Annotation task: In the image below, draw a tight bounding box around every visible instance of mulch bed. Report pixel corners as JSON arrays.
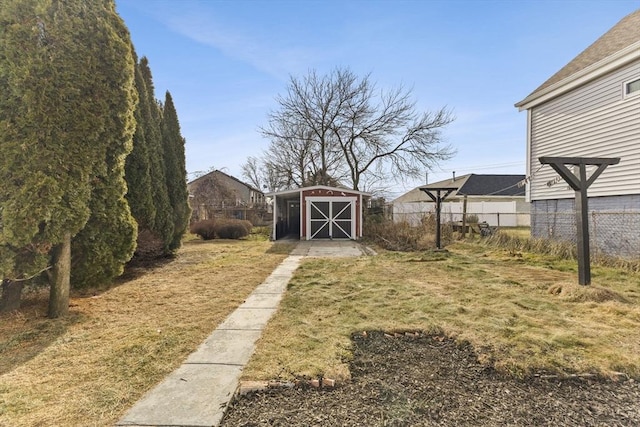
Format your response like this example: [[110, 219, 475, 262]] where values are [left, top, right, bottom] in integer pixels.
[[221, 331, 640, 426]]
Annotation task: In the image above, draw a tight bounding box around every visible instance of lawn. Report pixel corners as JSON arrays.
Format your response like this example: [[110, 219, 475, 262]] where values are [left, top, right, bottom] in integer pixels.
[[243, 241, 640, 382], [0, 238, 288, 427], [1, 237, 639, 426]]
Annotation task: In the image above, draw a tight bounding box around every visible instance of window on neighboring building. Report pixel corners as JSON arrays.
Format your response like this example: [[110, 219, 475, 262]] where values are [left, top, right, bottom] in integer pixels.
[[625, 77, 640, 97]]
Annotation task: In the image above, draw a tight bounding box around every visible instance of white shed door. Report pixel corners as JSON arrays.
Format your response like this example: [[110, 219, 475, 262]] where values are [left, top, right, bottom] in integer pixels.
[[307, 197, 356, 240]]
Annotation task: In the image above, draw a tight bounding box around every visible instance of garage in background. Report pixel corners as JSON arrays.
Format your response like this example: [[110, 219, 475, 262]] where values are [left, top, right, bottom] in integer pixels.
[[268, 186, 370, 240]]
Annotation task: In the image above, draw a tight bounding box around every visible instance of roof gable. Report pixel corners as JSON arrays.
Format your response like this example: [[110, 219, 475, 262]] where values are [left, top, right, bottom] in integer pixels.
[[516, 9, 640, 109], [188, 170, 263, 194]]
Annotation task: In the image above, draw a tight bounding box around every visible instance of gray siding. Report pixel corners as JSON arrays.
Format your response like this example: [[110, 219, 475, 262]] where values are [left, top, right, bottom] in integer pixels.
[[529, 59, 640, 201], [531, 195, 640, 259]]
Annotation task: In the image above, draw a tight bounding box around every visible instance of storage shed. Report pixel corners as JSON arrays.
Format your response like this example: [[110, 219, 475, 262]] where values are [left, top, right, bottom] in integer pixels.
[[267, 186, 370, 240]]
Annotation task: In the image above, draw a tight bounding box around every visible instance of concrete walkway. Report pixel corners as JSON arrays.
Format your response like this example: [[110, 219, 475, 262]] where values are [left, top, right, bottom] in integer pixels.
[[117, 240, 369, 427]]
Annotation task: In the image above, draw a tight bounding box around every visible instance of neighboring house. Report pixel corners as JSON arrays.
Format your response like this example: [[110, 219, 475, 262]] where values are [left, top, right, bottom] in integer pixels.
[[393, 174, 530, 227], [267, 185, 370, 240], [187, 170, 266, 223], [515, 9, 640, 258]]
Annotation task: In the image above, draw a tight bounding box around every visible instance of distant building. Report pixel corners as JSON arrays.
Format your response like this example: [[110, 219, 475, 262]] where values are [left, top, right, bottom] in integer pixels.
[[187, 170, 267, 223], [515, 9, 640, 258], [393, 174, 530, 227]]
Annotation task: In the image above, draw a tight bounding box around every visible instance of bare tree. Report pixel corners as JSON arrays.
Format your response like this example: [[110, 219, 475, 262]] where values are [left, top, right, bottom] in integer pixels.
[[251, 67, 455, 192], [242, 156, 282, 193]]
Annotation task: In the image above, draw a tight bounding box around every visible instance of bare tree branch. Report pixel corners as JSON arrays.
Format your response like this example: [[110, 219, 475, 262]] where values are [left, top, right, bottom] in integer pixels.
[[252, 67, 455, 192]]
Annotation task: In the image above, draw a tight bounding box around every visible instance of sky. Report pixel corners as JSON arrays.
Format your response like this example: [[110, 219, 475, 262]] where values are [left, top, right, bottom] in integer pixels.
[[115, 0, 640, 199]]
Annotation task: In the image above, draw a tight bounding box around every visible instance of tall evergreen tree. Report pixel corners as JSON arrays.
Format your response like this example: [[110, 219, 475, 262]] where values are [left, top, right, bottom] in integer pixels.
[[161, 91, 191, 250], [0, 0, 137, 316], [125, 56, 156, 232], [70, 3, 138, 289], [138, 57, 174, 252], [124, 56, 160, 258]]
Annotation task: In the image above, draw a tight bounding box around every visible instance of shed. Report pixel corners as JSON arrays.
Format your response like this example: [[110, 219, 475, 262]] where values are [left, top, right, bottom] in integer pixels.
[[267, 186, 370, 240]]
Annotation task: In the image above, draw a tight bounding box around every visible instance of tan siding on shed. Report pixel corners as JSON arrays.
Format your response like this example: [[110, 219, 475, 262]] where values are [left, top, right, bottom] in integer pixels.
[[529, 60, 640, 201]]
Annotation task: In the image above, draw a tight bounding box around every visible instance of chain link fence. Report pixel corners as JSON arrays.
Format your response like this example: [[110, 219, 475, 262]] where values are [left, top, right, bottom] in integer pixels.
[[392, 206, 639, 261], [190, 204, 271, 226], [531, 211, 640, 260], [392, 210, 530, 228]]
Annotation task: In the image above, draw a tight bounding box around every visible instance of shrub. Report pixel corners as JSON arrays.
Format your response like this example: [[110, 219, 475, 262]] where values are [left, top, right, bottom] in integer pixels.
[[214, 219, 251, 239], [363, 216, 452, 252], [240, 220, 253, 234], [190, 219, 217, 240]]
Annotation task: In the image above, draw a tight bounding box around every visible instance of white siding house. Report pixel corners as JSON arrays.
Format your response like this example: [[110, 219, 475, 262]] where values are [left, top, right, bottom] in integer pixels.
[[393, 174, 530, 227], [515, 9, 640, 259]]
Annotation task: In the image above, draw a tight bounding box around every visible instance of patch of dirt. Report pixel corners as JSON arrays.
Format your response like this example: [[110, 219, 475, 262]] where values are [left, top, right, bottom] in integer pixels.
[[222, 331, 640, 426]]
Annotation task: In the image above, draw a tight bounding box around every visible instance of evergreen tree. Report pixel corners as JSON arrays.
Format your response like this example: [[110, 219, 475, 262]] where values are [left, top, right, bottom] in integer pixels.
[[138, 57, 174, 252], [70, 3, 138, 289], [125, 56, 156, 231], [161, 91, 191, 250], [0, 0, 137, 316]]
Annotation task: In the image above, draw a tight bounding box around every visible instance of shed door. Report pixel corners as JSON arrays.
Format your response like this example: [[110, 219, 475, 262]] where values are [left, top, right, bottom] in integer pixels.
[[307, 198, 356, 240]]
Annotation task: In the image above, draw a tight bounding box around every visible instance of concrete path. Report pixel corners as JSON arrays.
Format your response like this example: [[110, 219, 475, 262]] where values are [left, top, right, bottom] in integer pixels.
[[116, 241, 369, 427]]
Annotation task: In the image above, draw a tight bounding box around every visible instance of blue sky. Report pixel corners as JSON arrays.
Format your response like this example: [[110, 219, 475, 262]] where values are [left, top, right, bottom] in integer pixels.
[[115, 0, 639, 198]]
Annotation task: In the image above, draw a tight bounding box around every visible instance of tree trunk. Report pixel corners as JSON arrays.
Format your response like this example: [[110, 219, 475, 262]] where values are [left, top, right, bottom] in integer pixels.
[[0, 279, 25, 313], [48, 232, 71, 318]]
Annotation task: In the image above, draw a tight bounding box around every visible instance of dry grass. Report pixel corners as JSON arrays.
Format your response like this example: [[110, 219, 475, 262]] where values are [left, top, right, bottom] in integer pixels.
[[3, 235, 639, 426], [0, 238, 287, 427], [243, 241, 640, 382]]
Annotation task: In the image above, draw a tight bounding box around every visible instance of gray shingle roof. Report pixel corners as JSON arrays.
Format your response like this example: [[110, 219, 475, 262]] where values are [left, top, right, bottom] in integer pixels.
[[517, 9, 640, 106], [420, 174, 525, 197], [457, 174, 525, 196]]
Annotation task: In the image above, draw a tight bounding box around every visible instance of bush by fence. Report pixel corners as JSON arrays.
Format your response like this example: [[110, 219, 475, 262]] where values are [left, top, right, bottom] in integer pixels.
[[364, 214, 453, 251], [190, 218, 252, 240]]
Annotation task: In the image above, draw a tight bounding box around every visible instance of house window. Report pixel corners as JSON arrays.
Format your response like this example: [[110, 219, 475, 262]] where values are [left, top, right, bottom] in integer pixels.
[[624, 77, 640, 97]]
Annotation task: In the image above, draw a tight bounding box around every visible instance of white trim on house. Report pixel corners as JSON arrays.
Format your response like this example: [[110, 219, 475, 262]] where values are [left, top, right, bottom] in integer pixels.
[[516, 41, 640, 111], [623, 76, 640, 98], [525, 109, 533, 203]]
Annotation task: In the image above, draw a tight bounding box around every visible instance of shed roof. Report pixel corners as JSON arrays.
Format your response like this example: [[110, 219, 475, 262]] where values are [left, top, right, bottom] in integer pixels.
[[515, 9, 640, 109], [267, 185, 371, 198]]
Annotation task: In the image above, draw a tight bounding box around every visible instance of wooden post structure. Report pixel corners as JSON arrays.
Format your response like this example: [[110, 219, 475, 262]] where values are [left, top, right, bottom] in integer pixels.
[[538, 157, 620, 285], [420, 187, 457, 250]]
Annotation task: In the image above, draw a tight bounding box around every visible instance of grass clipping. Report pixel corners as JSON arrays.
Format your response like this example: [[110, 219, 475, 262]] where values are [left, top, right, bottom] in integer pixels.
[[0, 238, 287, 427]]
